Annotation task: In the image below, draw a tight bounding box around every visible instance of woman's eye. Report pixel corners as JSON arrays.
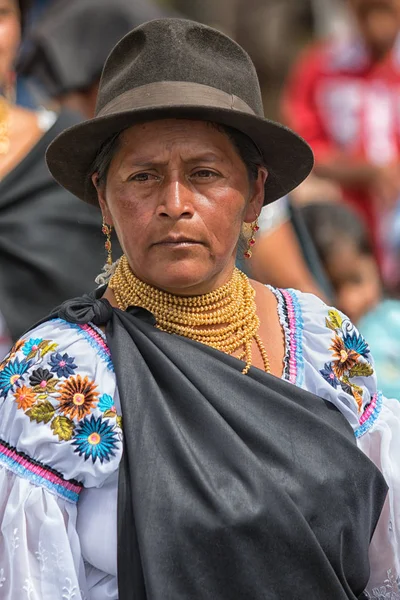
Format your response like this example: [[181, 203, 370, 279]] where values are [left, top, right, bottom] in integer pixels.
[[129, 173, 156, 182], [192, 170, 217, 179]]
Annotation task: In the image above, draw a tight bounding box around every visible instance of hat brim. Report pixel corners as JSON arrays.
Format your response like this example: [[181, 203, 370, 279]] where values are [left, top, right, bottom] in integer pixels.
[[46, 105, 314, 206]]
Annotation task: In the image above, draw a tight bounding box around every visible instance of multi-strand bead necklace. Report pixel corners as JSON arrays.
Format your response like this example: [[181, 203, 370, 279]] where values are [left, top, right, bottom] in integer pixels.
[[109, 255, 270, 374]]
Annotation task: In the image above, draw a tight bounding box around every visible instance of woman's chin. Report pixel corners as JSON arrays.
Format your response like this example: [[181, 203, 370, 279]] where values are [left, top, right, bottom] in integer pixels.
[[142, 262, 216, 295]]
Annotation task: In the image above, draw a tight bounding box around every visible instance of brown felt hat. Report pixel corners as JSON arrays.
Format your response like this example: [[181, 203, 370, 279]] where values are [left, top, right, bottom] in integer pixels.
[[46, 18, 314, 206]]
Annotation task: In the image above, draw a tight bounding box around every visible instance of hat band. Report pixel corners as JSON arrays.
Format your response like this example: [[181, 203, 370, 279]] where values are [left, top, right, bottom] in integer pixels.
[[96, 81, 257, 118]]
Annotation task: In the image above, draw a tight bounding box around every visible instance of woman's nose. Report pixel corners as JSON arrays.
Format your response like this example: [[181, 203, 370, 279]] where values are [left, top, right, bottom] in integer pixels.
[[157, 179, 194, 219]]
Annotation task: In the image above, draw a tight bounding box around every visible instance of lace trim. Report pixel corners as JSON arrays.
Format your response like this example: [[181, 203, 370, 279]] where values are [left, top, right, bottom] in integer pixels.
[[364, 567, 400, 598], [0, 439, 82, 503], [355, 392, 383, 438], [53, 318, 114, 372]]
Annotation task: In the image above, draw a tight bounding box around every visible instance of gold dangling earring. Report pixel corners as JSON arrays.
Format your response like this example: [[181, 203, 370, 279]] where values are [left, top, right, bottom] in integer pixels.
[[243, 218, 260, 259], [102, 219, 113, 266]]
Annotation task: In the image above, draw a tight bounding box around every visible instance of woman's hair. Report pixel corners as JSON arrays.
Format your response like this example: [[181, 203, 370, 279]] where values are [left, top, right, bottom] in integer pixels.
[[91, 121, 265, 189], [300, 201, 373, 265]]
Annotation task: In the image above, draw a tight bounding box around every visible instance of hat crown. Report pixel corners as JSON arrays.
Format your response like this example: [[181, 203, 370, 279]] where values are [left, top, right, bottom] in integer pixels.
[[96, 18, 264, 117]]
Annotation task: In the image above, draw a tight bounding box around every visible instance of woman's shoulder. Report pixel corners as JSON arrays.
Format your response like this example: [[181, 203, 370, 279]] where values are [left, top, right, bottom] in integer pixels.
[[270, 287, 380, 436], [0, 318, 121, 498]]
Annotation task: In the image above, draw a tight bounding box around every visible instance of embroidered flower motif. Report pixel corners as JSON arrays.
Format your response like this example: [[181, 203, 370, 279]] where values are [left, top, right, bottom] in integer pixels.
[[72, 415, 118, 463], [29, 368, 58, 395], [319, 362, 340, 388], [330, 336, 359, 378], [22, 338, 43, 357], [0, 357, 30, 398], [343, 330, 370, 357], [58, 375, 99, 420], [13, 385, 36, 410], [48, 353, 77, 378], [98, 393, 117, 418]]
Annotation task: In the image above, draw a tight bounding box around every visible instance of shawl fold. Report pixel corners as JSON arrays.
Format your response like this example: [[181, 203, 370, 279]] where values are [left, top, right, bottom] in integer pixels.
[[56, 292, 387, 600]]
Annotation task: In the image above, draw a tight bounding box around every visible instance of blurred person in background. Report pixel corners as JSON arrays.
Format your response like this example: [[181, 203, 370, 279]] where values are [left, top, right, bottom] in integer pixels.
[[17, 0, 173, 118], [0, 0, 112, 357], [302, 200, 400, 397], [247, 196, 332, 300], [282, 0, 400, 292]]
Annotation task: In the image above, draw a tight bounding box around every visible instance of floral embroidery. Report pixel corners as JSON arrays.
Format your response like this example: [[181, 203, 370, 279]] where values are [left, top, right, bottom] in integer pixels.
[[72, 415, 119, 463], [98, 393, 117, 419], [58, 375, 99, 420], [320, 362, 340, 388], [48, 352, 77, 378], [0, 324, 121, 453], [29, 368, 58, 397], [322, 309, 374, 411], [365, 568, 400, 599], [330, 335, 359, 377], [22, 338, 43, 357], [13, 386, 36, 410], [0, 357, 31, 398]]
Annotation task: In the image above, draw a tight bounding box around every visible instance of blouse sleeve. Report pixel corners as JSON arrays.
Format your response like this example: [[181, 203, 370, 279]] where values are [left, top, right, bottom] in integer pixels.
[[297, 291, 400, 597], [0, 318, 122, 600]]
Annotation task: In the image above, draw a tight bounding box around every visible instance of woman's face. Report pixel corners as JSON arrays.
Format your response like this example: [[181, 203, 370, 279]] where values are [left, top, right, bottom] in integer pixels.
[[94, 119, 266, 295], [349, 0, 400, 57], [0, 0, 20, 90]]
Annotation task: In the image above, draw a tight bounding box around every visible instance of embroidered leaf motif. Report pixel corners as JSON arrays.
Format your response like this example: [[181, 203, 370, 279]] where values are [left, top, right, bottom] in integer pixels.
[[104, 409, 117, 419], [116, 415, 123, 429], [325, 309, 343, 331], [349, 362, 374, 378], [32, 379, 59, 396], [26, 400, 55, 424], [40, 342, 58, 358], [51, 416, 75, 441]]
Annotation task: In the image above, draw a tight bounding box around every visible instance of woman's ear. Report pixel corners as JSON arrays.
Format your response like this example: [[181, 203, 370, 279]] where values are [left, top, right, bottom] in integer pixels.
[[91, 173, 114, 226], [243, 167, 268, 223]]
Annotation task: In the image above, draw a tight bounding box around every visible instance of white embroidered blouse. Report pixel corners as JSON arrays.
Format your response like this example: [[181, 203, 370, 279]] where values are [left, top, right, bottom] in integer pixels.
[[0, 289, 398, 600]]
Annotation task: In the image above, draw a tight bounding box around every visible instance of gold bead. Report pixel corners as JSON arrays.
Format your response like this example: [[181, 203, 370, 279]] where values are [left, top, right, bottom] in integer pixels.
[[109, 255, 271, 374]]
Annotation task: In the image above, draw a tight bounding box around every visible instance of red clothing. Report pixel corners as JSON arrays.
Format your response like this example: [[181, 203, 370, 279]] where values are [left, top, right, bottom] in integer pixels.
[[282, 36, 400, 263]]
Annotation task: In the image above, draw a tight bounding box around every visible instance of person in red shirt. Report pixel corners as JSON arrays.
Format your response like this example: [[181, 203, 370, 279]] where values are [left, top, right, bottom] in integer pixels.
[[282, 0, 400, 286]]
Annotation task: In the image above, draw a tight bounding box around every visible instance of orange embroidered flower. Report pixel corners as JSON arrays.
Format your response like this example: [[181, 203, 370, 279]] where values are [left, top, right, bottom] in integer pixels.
[[330, 336, 359, 378], [58, 375, 99, 420], [14, 385, 37, 410]]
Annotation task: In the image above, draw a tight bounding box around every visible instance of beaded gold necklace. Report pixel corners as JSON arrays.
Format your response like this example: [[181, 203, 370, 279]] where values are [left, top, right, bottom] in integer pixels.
[[109, 255, 270, 375], [0, 96, 10, 156]]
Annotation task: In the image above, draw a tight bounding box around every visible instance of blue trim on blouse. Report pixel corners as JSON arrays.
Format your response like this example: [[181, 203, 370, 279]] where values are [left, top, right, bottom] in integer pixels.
[[286, 289, 305, 387], [355, 391, 383, 438], [0, 451, 80, 503]]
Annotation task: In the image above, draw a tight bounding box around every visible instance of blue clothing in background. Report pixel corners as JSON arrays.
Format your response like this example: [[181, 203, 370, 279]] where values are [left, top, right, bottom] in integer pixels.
[[359, 299, 400, 399]]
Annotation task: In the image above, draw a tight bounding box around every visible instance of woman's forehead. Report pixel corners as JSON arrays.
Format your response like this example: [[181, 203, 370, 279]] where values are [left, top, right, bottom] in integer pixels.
[[116, 119, 236, 161]]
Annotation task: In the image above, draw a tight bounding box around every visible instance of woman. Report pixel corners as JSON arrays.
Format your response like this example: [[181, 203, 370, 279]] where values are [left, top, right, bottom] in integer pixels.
[[0, 18, 397, 600], [0, 0, 108, 354]]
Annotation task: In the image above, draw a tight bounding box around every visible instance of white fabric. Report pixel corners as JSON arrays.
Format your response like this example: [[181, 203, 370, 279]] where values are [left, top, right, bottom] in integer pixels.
[[0, 292, 399, 599]]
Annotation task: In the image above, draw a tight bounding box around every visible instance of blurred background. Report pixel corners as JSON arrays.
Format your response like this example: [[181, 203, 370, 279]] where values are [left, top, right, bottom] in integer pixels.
[[2, 0, 400, 396]]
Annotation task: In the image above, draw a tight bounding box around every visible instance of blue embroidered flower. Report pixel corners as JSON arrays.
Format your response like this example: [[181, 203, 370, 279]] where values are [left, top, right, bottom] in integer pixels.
[[320, 362, 340, 388], [343, 330, 370, 357], [22, 338, 43, 356], [98, 394, 115, 412], [72, 415, 118, 463], [48, 353, 77, 378], [0, 357, 31, 398]]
